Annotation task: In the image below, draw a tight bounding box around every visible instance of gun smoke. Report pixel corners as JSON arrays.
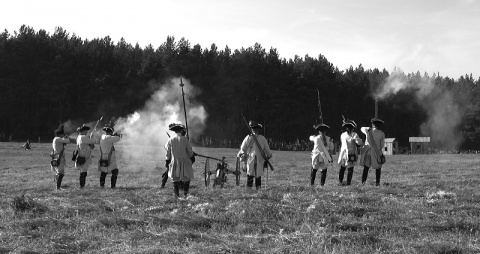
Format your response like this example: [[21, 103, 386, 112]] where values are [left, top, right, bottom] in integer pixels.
[[113, 77, 207, 164], [374, 69, 464, 149]]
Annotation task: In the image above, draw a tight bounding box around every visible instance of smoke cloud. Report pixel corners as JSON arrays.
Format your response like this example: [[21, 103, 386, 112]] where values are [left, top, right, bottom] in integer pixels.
[[113, 77, 207, 164], [374, 69, 464, 149]]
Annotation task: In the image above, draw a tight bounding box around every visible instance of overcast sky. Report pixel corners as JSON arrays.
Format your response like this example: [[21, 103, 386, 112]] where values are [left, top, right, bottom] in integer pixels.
[[2, 0, 479, 79]]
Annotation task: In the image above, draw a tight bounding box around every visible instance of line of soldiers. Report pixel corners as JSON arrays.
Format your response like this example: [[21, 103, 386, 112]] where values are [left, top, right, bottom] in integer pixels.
[[50, 123, 121, 190], [309, 117, 386, 187], [49, 116, 384, 196]]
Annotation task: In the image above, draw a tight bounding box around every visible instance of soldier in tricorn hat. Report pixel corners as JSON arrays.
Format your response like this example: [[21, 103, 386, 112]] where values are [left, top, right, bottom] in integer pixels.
[[338, 118, 363, 185], [98, 122, 122, 188], [75, 124, 98, 188], [51, 123, 73, 190], [237, 121, 272, 190], [309, 123, 334, 186], [359, 118, 386, 186], [164, 123, 196, 198]]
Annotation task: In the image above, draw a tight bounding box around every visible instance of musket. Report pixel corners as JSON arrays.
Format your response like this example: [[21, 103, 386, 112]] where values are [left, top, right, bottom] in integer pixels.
[[241, 115, 274, 171], [179, 79, 189, 140], [166, 132, 171, 138], [90, 116, 103, 138]]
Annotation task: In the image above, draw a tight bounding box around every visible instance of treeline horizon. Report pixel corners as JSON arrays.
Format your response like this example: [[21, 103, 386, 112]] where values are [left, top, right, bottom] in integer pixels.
[[1, 25, 479, 150]]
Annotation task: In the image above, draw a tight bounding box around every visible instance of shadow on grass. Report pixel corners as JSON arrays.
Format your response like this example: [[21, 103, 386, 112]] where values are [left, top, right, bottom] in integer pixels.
[[0, 247, 13, 254]]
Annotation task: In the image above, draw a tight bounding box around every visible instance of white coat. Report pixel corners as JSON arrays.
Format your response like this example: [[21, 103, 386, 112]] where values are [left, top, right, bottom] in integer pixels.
[[359, 127, 385, 169], [75, 134, 97, 173], [165, 133, 195, 181], [309, 134, 334, 170], [338, 131, 363, 167], [51, 137, 70, 174], [238, 134, 272, 178], [98, 134, 121, 173]]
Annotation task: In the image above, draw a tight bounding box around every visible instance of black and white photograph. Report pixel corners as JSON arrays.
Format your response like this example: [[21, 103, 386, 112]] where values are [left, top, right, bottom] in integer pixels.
[[1, 0, 479, 253]]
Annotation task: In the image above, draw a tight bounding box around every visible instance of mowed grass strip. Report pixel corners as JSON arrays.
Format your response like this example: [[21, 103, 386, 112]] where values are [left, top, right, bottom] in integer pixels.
[[1, 142, 480, 253]]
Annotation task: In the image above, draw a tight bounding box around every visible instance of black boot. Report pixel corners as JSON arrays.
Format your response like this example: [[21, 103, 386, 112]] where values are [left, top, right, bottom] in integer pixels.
[[100, 172, 107, 188], [339, 166, 346, 185], [246, 175, 254, 189], [79, 172, 87, 188], [183, 181, 190, 197], [362, 166, 369, 184], [111, 169, 118, 188], [56, 174, 64, 190], [346, 167, 354, 185], [375, 168, 382, 186], [161, 170, 168, 188], [320, 169, 327, 186], [173, 182, 180, 198], [255, 177, 261, 190], [310, 168, 318, 186]]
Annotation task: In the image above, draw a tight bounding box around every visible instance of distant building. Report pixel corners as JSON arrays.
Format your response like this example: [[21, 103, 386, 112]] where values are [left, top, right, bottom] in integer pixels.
[[409, 137, 430, 154], [384, 138, 398, 155]]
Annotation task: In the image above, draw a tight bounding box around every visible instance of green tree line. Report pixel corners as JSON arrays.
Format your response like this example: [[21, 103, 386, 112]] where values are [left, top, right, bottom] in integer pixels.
[[1, 25, 479, 150]]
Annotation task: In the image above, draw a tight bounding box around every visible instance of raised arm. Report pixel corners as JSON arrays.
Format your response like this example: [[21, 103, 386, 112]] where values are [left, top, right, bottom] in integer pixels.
[[352, 132, 363, 146], [361, 127, 370, 135], [58, 137, 71, 144], [103, 135, 121, 144]]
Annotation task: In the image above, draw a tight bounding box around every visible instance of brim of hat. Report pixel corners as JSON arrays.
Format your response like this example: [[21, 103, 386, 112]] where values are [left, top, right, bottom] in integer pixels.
[[342, 123, 355, 128], [314, 124, 330, 130], [371, 118, 384, 124], [78, 126, 90, 131], [102, 127, 114, 132], [249, 124, 262, 129], [169, 126, 185, 131]]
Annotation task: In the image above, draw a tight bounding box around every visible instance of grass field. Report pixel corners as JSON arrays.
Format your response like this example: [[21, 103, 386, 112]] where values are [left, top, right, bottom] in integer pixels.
[[1, 142, 480, 254]]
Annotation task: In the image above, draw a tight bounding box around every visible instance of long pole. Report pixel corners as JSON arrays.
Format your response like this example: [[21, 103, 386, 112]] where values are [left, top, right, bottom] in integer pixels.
[[179, 79, 189, 140], [375, 99, 378, 119], [317, 89, 323, 124]]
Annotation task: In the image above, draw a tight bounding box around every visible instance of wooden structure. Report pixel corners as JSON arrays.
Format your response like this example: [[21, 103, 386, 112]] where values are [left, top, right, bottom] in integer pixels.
[[409, 137, 430, 154], [384, 138, 398, 155]]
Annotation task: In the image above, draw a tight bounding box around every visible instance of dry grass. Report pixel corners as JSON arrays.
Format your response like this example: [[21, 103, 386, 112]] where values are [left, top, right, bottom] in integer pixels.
[[1, 142, 480, 253]]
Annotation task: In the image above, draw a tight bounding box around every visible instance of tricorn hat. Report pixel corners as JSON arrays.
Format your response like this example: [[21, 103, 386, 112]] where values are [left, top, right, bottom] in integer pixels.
[[313, 123, 330, 131], [342, 118, 357, 128], [249, 121, 262, 129], [54, 123, 65, 136], [168, 123, 185, 132], [371, 118, 384, 125], [102, 124, 114, 133], [76, 124, 90, 132], [102, 121, 115, 132]]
